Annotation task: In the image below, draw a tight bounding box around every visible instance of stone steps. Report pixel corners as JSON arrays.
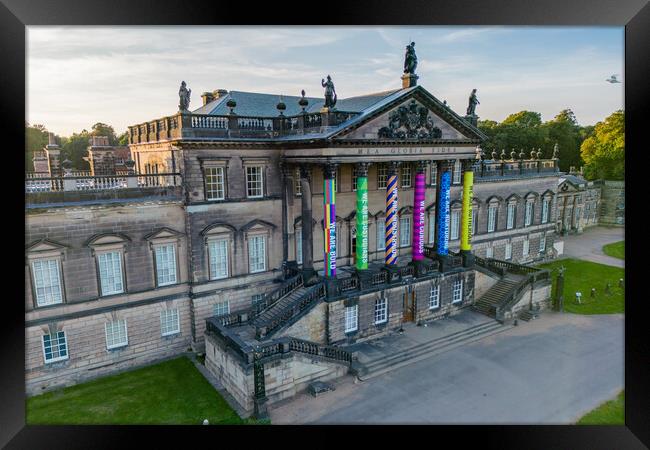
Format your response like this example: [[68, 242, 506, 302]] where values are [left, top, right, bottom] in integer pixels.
[[518, 309, 540, 322], [472, 278, 520, 318], [351, 320, 510, 381], [252, 287, 309, 327]]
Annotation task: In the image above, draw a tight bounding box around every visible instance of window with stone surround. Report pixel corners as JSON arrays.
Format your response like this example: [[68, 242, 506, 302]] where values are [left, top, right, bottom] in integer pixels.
[[31, 259, 63, 307], [296, 228, 303, 264], [352, 170, 358, 191], [345, 304, 358, 333], [539, 233, 546, 253], [525, 199, 535, 227], [97, 251, 124, 296], [160, 308, 180, 336], [430, 163, 437, 186], [401, 165, 412, 188], [505, 242, 512, 260], [487, 204, 498, 233], [213, 300, 230, 317], [154, 244, 177, 287], [429, 284, 440, 309], [374, 296, 387, 324], [377, 164, 388, 189], [204, 166, 225, 201], [208, 239, 229, 280], [541, 197, 550, 224], [399, 216, 411, 247], [248, 235, 267, 273], [506, 202, 516, 230], [252, 294, 263, 306], [450, 209, 461, 241], [523, 237, 530, 257], [246, 166, 264, 198], [42, 331, 68, 363], [376, 219, 385, 251], [452, 278, 463, 304], [428, 212, 436, 244], [452, 160, 462, 185], [27, 239, 67, 308], [486, 246, 494, 258], [105, 319, 128, 350]]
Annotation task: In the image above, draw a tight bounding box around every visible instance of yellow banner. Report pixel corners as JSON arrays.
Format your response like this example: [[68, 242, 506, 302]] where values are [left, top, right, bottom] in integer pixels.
[[460, 171, 473, 251]]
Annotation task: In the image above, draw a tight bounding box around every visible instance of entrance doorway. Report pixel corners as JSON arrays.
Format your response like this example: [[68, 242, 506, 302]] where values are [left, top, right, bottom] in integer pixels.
[[403, 286, 415, 322]]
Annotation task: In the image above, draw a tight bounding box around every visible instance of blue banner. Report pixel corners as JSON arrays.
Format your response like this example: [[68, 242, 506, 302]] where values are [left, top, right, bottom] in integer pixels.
[[436, 171, 451, 256]]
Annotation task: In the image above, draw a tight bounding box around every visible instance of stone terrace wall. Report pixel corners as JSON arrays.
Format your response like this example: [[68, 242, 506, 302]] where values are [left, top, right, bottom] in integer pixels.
[[26, 297, 192, 395]]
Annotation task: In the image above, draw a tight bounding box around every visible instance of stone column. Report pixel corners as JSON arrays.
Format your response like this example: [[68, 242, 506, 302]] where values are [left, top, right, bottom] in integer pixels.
[[280, 162, 290, 264], [411, 161, 427, 262], [460, 159, 475, 267], [435, 160, 453, 271], [355, 162, 370, 271], [323, 163, 338, 278], [299, 165, 315, 281], [385, 162, 400, 266]]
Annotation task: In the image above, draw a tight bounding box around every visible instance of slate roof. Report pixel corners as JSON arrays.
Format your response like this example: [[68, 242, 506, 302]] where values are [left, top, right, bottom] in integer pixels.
[[186, 84, 486, 142], [192, 89, 401, 117]]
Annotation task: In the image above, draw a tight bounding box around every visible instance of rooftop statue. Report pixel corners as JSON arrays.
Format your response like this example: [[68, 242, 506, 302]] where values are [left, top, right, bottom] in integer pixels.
[[321, 75, 337, 109], [466, 89, 480, 116], [404, 42, 418, 74], [179, 81, 192, 112]]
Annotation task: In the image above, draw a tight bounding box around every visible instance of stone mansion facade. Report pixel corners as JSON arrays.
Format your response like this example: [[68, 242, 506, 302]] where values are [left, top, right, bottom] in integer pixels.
[[25, 61, 604, 405]]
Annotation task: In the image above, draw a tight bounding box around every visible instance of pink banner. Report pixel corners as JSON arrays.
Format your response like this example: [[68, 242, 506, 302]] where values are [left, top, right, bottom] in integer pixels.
[[412, 171, 426, 261]]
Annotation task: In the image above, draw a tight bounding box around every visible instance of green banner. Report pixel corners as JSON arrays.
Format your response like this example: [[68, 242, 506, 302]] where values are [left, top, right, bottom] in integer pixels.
[[356, 176, 368, 270]]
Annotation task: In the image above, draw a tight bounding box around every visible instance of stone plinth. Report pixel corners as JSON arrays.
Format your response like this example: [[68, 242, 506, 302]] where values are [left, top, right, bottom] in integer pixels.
[[401, 73, 419, 88]]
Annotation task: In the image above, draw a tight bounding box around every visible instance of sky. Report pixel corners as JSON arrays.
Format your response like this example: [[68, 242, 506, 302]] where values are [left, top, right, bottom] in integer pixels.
[[26, 26, 624, 137]]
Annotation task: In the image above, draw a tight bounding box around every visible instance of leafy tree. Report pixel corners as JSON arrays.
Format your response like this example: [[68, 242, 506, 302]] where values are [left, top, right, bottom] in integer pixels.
[[543, 109, 583, 172], [25, 123, 49, 171], [90, 122, 118, 145], [117, 131, 130, 146], [61, 130, 91, 171], [478, 111, 548, 157], [580, 110, 624, 181]]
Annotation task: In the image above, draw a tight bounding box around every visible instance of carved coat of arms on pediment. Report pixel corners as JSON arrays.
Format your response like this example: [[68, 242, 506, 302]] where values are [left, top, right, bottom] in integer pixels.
[[378, 100, 442, 139]]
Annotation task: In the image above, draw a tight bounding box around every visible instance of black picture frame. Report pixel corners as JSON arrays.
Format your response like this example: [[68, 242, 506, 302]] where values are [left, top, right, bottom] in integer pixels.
[[3, 0, 648, 447]]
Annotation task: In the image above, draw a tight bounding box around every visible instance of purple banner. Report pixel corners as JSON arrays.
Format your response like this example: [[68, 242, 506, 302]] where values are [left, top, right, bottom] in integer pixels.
[[412, 171, 426, 261]]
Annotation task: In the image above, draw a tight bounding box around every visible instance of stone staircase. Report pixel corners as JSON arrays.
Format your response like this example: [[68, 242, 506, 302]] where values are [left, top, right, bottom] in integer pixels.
[[351, 319, 509, 381], [252, 286, 310, 328], [472, 275, 522, 318], [518, 309, 540, 322], [252, 282, 326, 340]]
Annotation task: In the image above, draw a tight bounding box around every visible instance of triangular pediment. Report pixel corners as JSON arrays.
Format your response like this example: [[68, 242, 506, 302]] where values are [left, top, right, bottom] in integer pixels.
[[144, 227, 183, 241], [26, 238, 67, 253], [331, 86, 486, 142]]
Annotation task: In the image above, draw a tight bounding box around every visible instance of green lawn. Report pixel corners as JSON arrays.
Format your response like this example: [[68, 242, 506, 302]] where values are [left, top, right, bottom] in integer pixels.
[[577, 391, 624, 425], [603, 240, 625, 260], [536, 258, 624, 314], [27, 356, 261, 425]]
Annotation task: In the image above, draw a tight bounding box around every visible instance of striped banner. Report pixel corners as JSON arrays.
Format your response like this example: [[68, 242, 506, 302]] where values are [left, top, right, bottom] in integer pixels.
[[323, 177, 337, 277], [412, 171, 426, 261], [385, 174, 399, 265]]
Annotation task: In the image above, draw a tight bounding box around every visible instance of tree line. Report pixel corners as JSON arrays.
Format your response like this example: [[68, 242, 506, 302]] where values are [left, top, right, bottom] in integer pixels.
[[25, 109, 624, 181], [478, 108, 624, 181], [25, 122, 128, 172]]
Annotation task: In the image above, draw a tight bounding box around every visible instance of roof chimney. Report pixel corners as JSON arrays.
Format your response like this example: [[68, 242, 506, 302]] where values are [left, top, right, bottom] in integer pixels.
[[201, 92, 214, 106]]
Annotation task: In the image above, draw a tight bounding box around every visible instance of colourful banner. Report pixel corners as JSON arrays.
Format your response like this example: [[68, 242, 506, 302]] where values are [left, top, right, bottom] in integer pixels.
[[355, 176, 369, 270], [324, 177, 337, 277], [460, 170, 474, 251], [436, 170, 451, 256], [412, 171, 426, 261], [385, 174, 399, 265]]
